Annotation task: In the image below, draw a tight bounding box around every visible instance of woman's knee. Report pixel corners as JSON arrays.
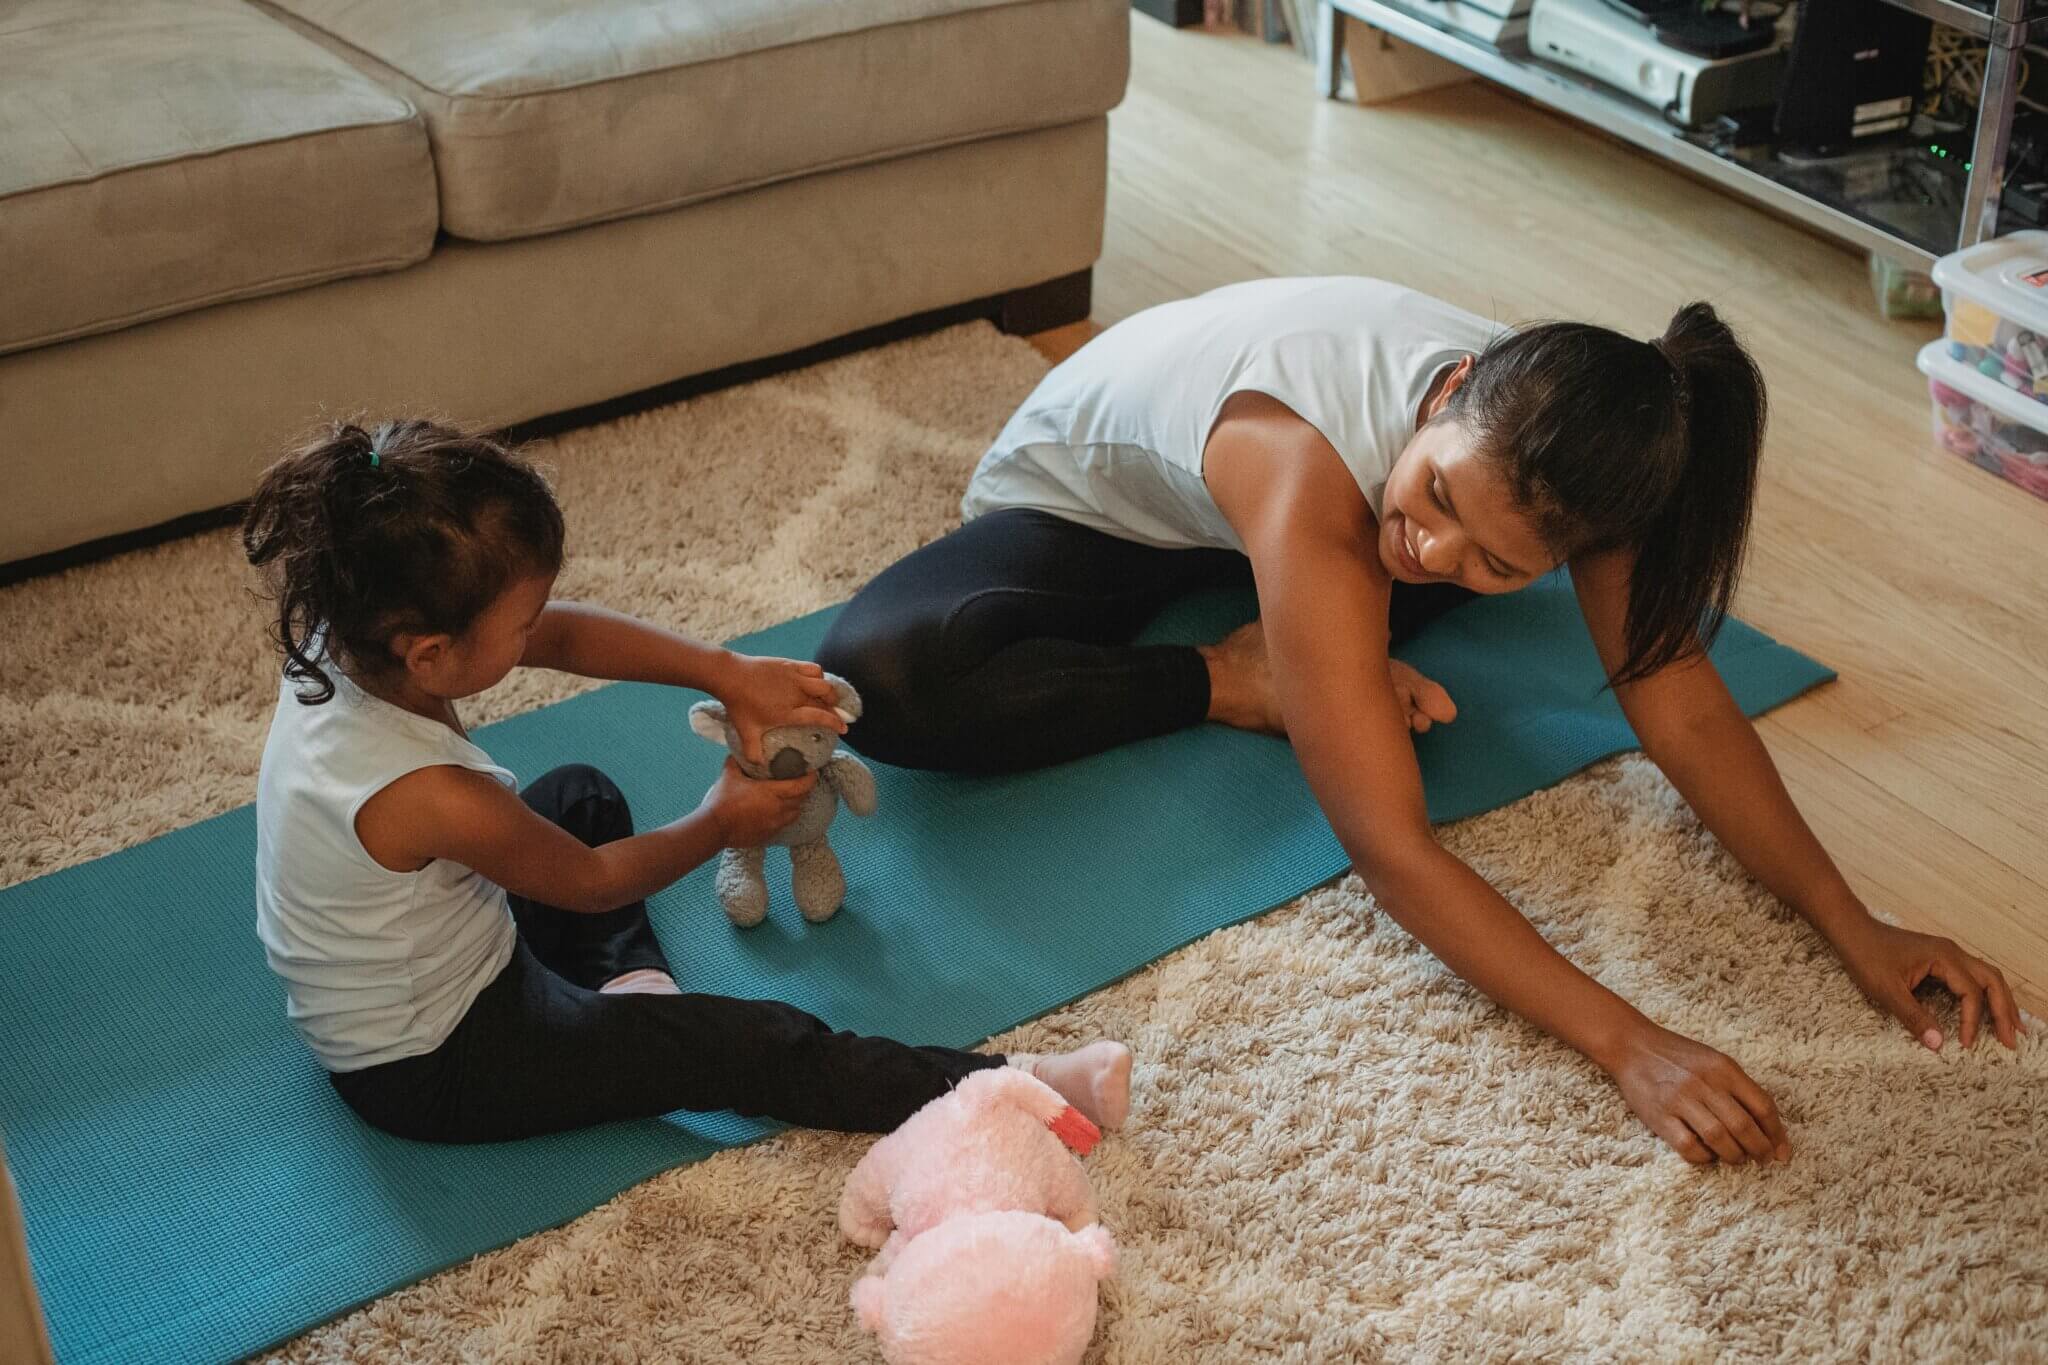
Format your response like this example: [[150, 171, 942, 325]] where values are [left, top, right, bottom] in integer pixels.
[[817, 609, 950, 765]]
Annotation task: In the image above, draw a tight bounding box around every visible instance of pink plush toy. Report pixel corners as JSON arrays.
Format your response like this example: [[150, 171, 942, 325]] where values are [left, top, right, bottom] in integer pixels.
[[852, 1211, 1117, 1365], [840, 1067, 1118, 1365]]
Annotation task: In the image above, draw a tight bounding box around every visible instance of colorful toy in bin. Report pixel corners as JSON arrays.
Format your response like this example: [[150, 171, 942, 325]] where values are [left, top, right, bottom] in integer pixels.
[[1947, 296, 2002, 348], [2000, 346, 2026, 391], [1938, 423, 1979, 461], [1934, 231, 2048, 405], [1987, 330, 2048, 402], [1918, 338, 2048, 501], [1929, 379, 1973, 437], [2022, 338, 2048, 399]]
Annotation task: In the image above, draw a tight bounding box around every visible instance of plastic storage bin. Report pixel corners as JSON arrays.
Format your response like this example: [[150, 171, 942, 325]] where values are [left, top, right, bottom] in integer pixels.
[[1930, 230, 2048, 402], [1917, 341, 2048, 501]]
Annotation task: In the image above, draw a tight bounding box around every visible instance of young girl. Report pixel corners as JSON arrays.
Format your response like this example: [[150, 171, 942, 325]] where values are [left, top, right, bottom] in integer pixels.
[[818, 276, 2024, 1166], [244, 420, 1129, 1144]]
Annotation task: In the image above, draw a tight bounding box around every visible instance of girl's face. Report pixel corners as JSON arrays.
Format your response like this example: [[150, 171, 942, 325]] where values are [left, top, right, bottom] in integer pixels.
[[1378, 365, 1555, 594], [398, 570, 557, 702]]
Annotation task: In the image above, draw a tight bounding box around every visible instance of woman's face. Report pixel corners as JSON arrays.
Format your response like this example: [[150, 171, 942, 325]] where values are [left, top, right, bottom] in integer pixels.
[[1377, 365, 1556, 594]]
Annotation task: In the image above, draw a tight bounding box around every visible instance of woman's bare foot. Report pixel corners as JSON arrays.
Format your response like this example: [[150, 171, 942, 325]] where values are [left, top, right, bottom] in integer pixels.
[[1197, 618, 1456, 735], [1018, 1042, 1132, 1130], [1391, 659, 1457, 733], [1198, 620, 1286, 734]]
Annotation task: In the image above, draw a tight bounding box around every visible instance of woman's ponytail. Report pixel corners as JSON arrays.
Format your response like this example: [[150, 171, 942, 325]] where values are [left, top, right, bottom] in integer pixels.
[[1615, 303, 1766, 685], [1449, 300, 1767, 688]]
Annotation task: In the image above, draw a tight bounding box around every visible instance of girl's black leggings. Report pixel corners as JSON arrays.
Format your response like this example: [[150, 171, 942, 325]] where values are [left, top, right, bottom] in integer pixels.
[[328, 763, 1000, 1143], [816, 508, 1476, 774]]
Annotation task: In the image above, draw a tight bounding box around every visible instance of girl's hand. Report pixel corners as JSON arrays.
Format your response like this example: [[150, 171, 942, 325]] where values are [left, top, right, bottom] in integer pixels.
[[699, 758, 817, 847], [1607, 1023, 1790, 1165], [714, 653, 848, 766], [1828, 916, 2025, 1052]]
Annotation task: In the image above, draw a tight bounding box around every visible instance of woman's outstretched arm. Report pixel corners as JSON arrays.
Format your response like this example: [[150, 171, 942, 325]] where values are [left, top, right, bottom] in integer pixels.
[[1569, 549, 2023, 1053], [1205, 396, 1789, 1165]]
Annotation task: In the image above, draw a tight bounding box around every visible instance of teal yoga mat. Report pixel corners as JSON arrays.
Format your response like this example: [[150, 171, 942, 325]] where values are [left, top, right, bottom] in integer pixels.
[[0, 577, 1830, 1364]]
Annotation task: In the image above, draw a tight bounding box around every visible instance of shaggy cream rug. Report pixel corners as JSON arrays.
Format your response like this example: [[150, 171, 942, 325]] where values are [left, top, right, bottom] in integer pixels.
[[2, 324, 2042, 1364]]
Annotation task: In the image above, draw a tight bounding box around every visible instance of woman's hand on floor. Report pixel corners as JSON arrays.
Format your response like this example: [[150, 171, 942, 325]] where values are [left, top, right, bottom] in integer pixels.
[[1827, 916, 2026, 1052], [1607, 1023, 1791, 1166]]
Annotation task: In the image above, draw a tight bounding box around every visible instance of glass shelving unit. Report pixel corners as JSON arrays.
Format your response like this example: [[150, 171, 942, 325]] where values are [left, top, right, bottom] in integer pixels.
[[1314, 0, 2036, 268]]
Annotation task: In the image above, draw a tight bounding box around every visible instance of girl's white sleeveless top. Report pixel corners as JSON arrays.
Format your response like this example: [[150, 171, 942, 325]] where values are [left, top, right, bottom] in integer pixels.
[[254, 664, 517, 1072], [962, 276, 1501, 550]]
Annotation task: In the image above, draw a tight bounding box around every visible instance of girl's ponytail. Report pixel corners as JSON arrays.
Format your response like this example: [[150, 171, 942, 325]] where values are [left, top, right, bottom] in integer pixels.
[[1617, 303, 1766, 685], [242, 418, 564, 703], [242, 422, 376, 703]]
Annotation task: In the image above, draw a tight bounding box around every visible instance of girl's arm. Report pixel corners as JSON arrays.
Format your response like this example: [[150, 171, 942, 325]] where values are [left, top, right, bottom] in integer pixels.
[[1206, 397, 1788, 1165], [1570, 550, 2023, 1051], [522, 602, 845, 762], [523, 600, 731, 686], [355, 759, 816, 915]]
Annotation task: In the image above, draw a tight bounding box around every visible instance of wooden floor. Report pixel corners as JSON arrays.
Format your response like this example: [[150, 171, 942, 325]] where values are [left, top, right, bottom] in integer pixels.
[[1033, 16, 2048, 1015]]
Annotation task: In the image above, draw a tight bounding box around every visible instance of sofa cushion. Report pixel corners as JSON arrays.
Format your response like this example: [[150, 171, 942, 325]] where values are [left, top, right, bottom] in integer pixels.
[[0, 0, 437, 357], [260, 0, 1128, 242]]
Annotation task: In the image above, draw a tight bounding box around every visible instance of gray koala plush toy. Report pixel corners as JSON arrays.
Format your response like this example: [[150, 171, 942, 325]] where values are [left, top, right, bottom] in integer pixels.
[[687, 673, 878, 927]]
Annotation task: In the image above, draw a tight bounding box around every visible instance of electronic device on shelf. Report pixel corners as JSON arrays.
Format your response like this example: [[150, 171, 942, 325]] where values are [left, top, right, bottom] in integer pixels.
[[1774, 0, 1932, 156], [1594, 0, 1776, 58], [1649, 8, 1776, 58], [1926, 114, 2048, 228], [1528, 0, 1789, 129], [1386, 0, 1535, 51]]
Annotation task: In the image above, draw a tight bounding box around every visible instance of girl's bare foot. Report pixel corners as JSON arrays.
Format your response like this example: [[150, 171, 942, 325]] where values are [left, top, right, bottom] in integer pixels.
[[600, 968, 681, 995], [1198, 620, 1286, 734]]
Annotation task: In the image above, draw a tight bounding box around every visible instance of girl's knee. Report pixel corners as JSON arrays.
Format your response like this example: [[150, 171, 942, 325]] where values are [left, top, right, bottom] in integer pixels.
[[329, 1069, 447, 1143], [533, 761, 614, 796], [529, 763, 634, 843]]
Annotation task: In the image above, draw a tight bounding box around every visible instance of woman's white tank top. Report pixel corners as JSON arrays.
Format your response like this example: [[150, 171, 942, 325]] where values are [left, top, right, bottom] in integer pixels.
[[254, 662, 517, 1072], [962, 276, 1501, 550]]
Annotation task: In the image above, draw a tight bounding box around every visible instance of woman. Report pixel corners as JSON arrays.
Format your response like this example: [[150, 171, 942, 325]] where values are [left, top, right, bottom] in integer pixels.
[[817, 276, 2023, 1165]]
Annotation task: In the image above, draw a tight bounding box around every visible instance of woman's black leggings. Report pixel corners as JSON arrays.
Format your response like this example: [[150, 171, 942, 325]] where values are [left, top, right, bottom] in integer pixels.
[[817, 508, 1476, 774], [328, 764, 1001, 1143]]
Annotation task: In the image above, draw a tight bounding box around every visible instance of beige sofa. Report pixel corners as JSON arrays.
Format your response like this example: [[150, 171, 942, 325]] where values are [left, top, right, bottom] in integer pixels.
[[0, 0, 1129, 569]]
